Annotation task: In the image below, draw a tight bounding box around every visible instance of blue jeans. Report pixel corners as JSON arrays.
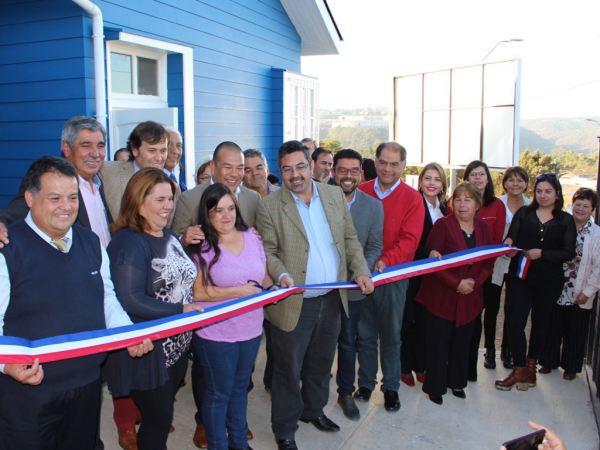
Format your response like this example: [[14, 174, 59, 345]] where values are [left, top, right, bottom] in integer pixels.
[[357, 279, 408, 392], [194, 333, 261, 450], [336, 300, 362, 396]]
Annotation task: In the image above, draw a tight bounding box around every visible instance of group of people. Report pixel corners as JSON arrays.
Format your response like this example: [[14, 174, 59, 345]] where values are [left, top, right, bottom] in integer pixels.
[[0, 115, 597, 450]]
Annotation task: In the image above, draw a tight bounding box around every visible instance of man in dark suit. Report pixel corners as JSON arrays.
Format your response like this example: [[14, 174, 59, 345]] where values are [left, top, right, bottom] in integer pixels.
[[256, 141, 373, 450], [331, 149, 384, 421], [0, 116, 113, 247]]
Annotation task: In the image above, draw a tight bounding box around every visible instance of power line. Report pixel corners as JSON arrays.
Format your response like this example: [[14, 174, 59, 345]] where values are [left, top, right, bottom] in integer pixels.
[[522, 78, 600, 102]]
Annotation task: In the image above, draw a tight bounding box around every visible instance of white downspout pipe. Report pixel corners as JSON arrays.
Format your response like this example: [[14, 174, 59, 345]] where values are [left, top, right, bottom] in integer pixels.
[[71, 0, 107, 131]]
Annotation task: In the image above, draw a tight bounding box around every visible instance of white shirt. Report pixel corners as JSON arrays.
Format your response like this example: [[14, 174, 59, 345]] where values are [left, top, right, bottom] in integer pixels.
[[374, 177, 401, 200], [78, 175, 111, 248], [426, 196, 444, 224], [0, 213, 133, 373], [211, 177, 242, 198]]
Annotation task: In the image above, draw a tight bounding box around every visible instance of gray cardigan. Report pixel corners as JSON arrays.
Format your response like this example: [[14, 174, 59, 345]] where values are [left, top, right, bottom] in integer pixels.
[[348, 189, 384, 300]]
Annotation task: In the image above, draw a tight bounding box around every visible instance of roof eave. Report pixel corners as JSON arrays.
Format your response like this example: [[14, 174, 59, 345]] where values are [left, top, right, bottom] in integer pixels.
[[280, 0, 343, 56]]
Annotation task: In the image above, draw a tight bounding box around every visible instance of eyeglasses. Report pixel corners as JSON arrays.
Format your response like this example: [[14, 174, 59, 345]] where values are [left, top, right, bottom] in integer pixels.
[[281, 163, 309, 175], [335, 167, 361, 176], [536, 173, 558, 181], [469, 171, 487, 178], [198, 175, 211, 182]]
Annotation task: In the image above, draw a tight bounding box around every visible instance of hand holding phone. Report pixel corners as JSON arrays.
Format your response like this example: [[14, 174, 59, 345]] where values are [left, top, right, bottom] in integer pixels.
[[502, 429, 546, 450]]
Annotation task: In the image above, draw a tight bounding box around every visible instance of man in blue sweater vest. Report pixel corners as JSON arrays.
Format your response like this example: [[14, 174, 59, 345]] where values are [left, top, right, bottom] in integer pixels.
[[0, 156, 153, 450]]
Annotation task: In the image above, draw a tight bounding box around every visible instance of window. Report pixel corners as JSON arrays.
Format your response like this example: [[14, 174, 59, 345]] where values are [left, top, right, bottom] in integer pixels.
[[106, 42, 168, 109], [284, 72, 319, 142]]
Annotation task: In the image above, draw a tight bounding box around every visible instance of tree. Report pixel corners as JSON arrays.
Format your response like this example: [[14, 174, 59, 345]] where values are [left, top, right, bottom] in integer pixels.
[[519, 148, 560, 197], [319, 138, 343, 153]]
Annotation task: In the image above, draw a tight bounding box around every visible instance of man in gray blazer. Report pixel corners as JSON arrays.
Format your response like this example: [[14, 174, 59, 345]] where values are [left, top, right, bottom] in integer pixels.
[[172, 142, 260, 247], [332, 149, 384, 421]]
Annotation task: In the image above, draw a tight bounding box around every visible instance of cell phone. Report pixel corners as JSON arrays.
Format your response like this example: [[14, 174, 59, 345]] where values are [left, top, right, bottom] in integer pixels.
[[502, 429, 546, 450]]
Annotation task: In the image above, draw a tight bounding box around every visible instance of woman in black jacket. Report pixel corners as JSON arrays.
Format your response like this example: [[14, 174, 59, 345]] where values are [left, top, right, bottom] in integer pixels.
[[495, 173, 576, 392], [400, 162, 447, 386]]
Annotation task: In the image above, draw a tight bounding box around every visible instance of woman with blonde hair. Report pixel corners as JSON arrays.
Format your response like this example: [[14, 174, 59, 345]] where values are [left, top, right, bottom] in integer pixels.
[[400, 162, 447, 386]]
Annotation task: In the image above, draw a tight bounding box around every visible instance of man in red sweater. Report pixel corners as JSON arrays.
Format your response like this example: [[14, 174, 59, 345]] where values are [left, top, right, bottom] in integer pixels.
[[354, 142, 425, 412]]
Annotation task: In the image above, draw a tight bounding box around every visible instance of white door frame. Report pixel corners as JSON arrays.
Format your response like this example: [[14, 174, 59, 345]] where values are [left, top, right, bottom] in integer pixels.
[[106, 32, 195, 187]]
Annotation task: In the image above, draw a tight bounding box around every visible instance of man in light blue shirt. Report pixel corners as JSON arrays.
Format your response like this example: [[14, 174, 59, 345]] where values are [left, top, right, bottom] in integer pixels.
[[256, 141, 373, 450]]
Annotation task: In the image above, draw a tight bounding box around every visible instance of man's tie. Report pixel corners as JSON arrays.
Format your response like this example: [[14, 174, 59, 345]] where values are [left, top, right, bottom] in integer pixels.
[[169, 172, 178, 184], [50, 238, 68, 253]]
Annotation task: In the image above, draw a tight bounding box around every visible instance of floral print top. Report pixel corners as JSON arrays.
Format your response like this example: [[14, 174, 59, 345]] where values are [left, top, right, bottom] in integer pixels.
[[558, 218, 593, 305]]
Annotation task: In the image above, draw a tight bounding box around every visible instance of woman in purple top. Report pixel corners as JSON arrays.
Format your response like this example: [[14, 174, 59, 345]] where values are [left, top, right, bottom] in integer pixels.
[[188, 183, 276, 450]]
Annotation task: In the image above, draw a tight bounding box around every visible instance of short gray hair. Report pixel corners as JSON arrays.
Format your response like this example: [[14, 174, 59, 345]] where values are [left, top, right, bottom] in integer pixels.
[[164, 127, 182, 141], [243, 149, 267, 166], [61, 116, 106, 149]]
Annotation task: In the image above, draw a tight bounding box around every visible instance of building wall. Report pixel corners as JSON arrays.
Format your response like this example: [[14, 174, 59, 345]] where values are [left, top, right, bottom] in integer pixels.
[[0, 0, 301, 206], [0, 1, 96, 206]]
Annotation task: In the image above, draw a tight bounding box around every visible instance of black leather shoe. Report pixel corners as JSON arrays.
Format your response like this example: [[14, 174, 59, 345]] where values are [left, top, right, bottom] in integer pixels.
[[383, 390, 400, 412], [229, 447, 253, 450], [338, 395, 360, 420], [299, 414, 340, 432], [429, 395, 443, 405], [353, 386, 372, 402], [451, 389, 466, 399], [276, 439, 298, 450], [501, 348, 514, 369], [484, 349, 496, 369]]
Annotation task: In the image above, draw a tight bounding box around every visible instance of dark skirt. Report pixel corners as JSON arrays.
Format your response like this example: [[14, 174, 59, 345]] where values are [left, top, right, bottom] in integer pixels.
[[105, 339, 169, 398]]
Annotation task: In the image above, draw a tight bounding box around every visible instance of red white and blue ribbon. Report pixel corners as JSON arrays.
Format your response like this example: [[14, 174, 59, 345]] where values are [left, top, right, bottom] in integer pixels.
[[516, 252, 531, 279], [0, 244, 521, 365]]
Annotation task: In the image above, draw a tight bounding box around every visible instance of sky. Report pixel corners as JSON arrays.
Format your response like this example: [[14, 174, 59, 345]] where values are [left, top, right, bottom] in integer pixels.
[[301, 0, 600, 120]]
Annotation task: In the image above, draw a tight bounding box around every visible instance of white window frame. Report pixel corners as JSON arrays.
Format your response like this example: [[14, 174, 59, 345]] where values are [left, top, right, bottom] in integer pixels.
[[105, 33, 195, 187], [106, 42, 168, 109], [283, 71, 319, 143]]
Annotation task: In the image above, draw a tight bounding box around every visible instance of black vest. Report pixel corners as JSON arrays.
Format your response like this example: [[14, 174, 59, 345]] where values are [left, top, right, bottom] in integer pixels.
[[0, 220, 106, 392]]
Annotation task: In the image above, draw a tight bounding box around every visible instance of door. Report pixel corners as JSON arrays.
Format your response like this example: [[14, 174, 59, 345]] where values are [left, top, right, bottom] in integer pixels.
[[110, 107, 178, 156]]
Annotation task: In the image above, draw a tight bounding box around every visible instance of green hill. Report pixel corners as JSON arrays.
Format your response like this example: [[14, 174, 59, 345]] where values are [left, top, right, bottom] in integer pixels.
[[520, 117, 600, 155]]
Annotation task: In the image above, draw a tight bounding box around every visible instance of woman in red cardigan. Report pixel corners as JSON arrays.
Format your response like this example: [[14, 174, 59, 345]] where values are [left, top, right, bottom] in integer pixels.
[[417, 182, 494, 405]]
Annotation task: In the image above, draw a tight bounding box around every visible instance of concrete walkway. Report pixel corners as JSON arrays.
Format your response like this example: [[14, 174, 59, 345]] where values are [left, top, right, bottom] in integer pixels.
[[99, 339, 599, 450]]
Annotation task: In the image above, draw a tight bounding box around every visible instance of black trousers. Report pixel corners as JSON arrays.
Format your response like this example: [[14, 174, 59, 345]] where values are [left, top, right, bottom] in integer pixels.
[[400, 294, 427, 375], [539, 304, 592, 373], [505, 273, 563, 367], [130, 354, 188, 450], [483, 277, 509, 351], [270, 290, 341, 440], [468, 277, 506, 377], [422, 310, 475, 397], [0, 377, 102, 450]]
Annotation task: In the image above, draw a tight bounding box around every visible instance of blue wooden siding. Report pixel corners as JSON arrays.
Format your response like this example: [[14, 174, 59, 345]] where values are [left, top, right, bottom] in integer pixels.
[[0, 1, 96, 206], [0, 0, 301, 207], [98, 0, 300, 183]]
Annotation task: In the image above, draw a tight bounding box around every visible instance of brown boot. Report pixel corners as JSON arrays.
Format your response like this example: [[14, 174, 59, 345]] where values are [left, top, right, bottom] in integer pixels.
[[494, 367, 528, 391], [526, 357, 537, 387], [193, 424, 208, 449], [118, 429, 138, 450]]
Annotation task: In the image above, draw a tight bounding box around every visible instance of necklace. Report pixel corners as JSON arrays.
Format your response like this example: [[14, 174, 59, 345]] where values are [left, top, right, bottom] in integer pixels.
[[537, 211, 552, 242], [460, 227, 474, 238]]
